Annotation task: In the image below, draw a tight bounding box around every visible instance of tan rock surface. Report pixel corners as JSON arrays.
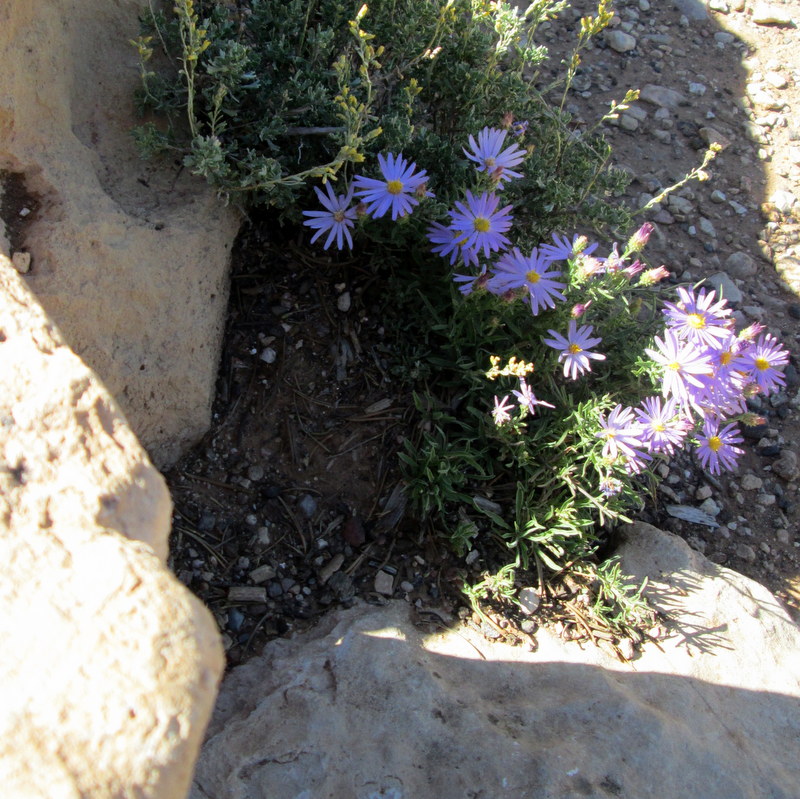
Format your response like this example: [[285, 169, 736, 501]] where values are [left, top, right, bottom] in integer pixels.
[[0, 0, 241, 468], [0, 255, 225, 798], [192, 523, 800, 799]]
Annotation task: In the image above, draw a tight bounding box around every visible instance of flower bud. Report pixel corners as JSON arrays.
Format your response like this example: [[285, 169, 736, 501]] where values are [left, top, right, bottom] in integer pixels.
[[623, 259, 644, 280], [638, 265, 670, 286], [739, 412, 767, 428], [626, 222, 654, 253], [738, 322, 765, 342], [571, 300, 592, 318]]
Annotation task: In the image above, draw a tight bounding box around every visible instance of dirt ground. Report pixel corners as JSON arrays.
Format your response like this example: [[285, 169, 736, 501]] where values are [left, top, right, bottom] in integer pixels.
[[165, 0, 800, 666]]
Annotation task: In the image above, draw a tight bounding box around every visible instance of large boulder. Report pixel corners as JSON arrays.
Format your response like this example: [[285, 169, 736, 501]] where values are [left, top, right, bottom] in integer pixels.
[[191, 522, 800, 799], [0, 255, 225, 798], [0, 0, 241, 468]]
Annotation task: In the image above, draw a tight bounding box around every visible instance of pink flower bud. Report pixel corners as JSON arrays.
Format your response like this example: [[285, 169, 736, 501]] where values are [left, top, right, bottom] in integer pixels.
[[627, 222, 654, 252], [571, 300, 593, 318]]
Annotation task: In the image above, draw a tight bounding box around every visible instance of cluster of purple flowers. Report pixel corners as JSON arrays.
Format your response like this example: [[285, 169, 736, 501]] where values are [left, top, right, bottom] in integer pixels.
[[300, 126, 793, 489], [302, 152, 432, 249], [593, 286, 790, 484]]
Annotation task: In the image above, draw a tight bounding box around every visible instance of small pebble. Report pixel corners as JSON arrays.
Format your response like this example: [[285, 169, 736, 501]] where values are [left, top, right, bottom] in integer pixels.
[[374, 569, 395, 596], [298, 494, 317, 518], [735, 543, 757, 563], [518, 587, 541, 616]]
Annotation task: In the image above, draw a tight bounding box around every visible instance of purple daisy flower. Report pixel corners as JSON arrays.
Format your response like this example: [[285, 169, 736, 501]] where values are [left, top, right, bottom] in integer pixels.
[[708, 331, 747, 381], [427, 221, 478, 267], [463, 126, 526, 187], [539, 233, 599, 264], [662, 286, 732, 348], [512, 379, 555, 415], [543, 321, 606, 380], [740, 334, 789, 394], [645, 328, 712, 408], [634, 396, 690, 455], [596, 404, 648, 462], [449, 191, 514, 258], [487, 247, 567, 316], [492, 394, 514, 426], [689, 373, 746, 419], [695, 417, 744, 475], [302, 182, 357, 250], [353, 152, 432, 220]]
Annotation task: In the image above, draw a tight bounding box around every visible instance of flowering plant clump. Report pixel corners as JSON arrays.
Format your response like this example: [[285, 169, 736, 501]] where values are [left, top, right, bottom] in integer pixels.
[[375, 123, 788, 612], [131, 0, 777, 629]]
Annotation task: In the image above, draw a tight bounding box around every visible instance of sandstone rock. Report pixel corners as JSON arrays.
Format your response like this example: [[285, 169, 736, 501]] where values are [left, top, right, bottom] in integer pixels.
[[751, 2, 796, 25], [191, 524, 800, 799], [0, 0, 241, 468], [0, 256, 225, 798]]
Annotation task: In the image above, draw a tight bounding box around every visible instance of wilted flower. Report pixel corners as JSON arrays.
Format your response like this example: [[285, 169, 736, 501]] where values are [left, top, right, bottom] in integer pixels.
[[512, 379, 555, 415], [599, 476, 624, 497], [453, 266, 488, 296], [492, 394, 515, 426]]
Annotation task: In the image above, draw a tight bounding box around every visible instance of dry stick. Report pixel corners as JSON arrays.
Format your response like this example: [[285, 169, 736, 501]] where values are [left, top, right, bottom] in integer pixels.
[[243, 609, 274, 654], [344, 542, 376, 575], [329, 430, 386, 461], [292, 396, 334, 455], [173, 525, 228, 567], [180, 471, 253, 495], [276, 495, 308, 554]]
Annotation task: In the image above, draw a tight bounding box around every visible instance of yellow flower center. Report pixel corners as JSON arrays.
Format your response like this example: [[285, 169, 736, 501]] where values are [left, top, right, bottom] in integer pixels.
[[755, 356, 770, 372], [686, 313, 706, 329], [473, 216, 491, 233], [708, 435, 722, 452], [719, 351, 732, 366], [568, 344, 582, 354], [386, 180, 404, 195], [668, 361, 681, 371], [484, 157, 496, 167], [526, 270, 541, 284], [333, 210, 346, 223], [653, 422, 665, 432]]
